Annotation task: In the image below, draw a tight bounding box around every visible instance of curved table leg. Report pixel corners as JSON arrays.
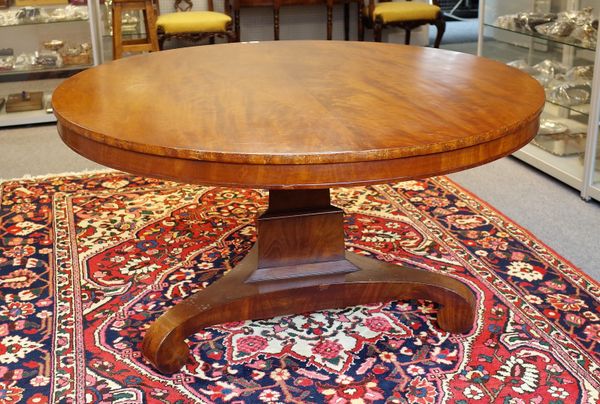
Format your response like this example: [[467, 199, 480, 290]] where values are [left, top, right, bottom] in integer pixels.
[[344, 251, 476, 333], [142, 189, 476, 374], [142, 247, 259, 374], [142, 249, 475, 373]]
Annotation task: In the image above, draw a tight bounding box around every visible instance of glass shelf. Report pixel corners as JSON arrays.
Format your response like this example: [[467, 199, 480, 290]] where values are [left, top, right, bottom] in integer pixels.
[[0, 91, 55, 126], [483, 23, 597, 52], [480, 33, 595, 116], [546, 99, 590, 117], [514, 144, 584, 189], [517, 110, 588, 189], [0, 5, 90, 28], [0, 64, 90, 82], [0, 64, 91, 76], [513, 108, 588, 190], [0, 17, 88, 28]]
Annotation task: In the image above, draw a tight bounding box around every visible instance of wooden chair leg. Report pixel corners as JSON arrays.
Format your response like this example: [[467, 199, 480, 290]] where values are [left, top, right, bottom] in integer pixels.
[[404, 28, 411, 45], [112, 3, 123, 59], [374, 21, 382, 42], [234, 9, 241, 41], [327, 2, 333, 40], [226, 31, 237, 43], [273, 6, 280, 40], [432, 17, 446, 48], [143, 2, 159, 52], [358, 7, 364, 41], [344, 2, 350, 40]]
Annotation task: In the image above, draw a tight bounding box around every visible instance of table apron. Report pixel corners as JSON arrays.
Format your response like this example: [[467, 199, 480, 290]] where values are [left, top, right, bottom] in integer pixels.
[[57, 119, 538, 189]]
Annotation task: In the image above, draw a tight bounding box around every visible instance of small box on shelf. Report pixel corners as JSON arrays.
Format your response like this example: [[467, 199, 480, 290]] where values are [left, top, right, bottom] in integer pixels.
[[61, 52, 90, 65], [6, 90, 43, 112], [60, 42, 92, 66]]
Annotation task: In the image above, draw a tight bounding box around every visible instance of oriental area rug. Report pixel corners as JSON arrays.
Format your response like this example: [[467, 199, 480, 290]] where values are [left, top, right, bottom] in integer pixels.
[[0, 172, 599, 404]]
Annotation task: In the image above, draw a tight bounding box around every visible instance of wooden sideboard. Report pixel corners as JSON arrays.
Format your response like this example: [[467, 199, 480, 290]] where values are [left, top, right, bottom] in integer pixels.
[[232, 0, 364, 41]]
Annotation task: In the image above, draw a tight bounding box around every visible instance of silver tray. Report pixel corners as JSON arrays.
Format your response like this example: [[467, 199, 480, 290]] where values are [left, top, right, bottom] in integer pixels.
[[531, 132, 586, 156]]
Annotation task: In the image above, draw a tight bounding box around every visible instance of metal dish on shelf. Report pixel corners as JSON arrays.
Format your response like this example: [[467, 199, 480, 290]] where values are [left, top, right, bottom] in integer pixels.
[[565, 65, 594, 81], [533, 59, 568, 77], [43, 40, 65, 51], [506, 59, 538, 75], [547, 81, 591, 106], [0, 56, 14, 71], [538, 119, 569, 136], [515, 12, 557, 32]]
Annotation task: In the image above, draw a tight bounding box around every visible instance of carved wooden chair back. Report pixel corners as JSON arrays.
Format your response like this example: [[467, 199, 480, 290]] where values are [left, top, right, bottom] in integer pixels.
[[112, 0, 160, 59]]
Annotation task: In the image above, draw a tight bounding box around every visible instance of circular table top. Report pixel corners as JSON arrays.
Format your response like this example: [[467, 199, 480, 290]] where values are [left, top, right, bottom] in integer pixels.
[[54, 41, 545, 189]]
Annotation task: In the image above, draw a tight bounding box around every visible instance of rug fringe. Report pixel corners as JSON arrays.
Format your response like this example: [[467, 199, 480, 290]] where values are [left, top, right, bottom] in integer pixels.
[[0, 168, 117, 183]]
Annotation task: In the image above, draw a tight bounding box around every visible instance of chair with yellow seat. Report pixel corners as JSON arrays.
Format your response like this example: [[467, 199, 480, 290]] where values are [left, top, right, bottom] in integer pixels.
[[362, 0, 445, 47], [156, 0, 236, 50]]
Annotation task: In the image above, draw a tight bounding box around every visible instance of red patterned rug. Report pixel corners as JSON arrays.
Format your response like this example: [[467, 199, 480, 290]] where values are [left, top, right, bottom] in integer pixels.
[[0, 172, 598, 403]]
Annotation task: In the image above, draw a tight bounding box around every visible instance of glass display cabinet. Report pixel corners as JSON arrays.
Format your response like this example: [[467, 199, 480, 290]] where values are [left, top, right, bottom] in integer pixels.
[[0, 0, 102, 127], [478, 0, 600, 202]]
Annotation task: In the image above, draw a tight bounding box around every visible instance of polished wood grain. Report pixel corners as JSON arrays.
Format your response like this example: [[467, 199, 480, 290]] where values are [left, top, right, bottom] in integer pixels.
[[255, 190, 347, 269], [53, 41, 545, 374], [248, 190, 358, 290], [54, 41, 545, 172]]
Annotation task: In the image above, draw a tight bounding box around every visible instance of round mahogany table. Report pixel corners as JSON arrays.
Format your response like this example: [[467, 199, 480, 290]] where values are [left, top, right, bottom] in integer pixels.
[[53, 41, 545, 374]]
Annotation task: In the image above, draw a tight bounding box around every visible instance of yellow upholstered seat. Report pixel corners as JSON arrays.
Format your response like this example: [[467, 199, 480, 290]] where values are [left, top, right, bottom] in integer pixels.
[[155, 0, 236, 49], [157, 11, 231, 34], [361, 0, 445, 48], [373, 2, 441, 24]]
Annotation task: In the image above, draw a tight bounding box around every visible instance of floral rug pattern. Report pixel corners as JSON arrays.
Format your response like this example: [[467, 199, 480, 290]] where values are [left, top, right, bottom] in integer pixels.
[[0, 172, 598, 403]]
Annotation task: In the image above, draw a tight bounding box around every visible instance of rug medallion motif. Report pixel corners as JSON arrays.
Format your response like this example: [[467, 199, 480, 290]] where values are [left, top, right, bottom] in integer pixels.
[[0, 172, 598, 403]]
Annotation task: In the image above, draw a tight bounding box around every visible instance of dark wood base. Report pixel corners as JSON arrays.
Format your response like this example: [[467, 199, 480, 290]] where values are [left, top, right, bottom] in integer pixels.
[[141, 189, 476, 374]]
